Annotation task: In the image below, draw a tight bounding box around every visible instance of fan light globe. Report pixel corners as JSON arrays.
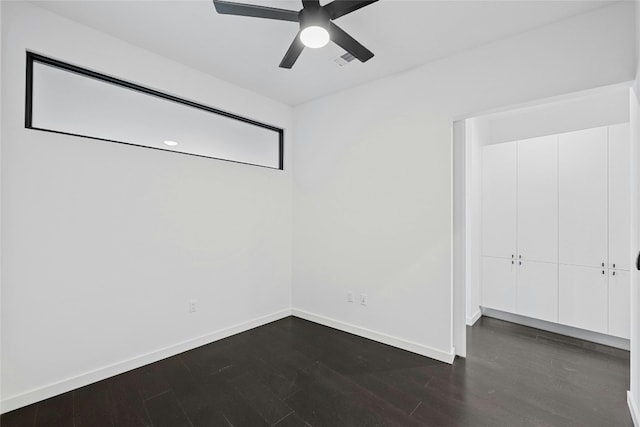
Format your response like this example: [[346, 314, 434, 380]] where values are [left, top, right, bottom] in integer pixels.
[[300, 26, 330, 48]]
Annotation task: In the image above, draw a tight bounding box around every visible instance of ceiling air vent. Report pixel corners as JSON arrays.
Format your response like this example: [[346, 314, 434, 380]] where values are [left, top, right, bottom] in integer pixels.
[[334, 52, 356, 67]]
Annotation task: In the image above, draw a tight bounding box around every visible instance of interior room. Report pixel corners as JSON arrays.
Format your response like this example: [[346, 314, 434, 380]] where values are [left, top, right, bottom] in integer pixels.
[[1, 0, 640, 426]]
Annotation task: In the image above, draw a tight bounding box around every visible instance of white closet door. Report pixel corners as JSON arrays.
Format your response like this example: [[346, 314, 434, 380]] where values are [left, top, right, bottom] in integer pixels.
[[608, 123, 630, 271], [517, 135, 558, 264], [482, 142, 517, 258], [558, 127, 608, 268], [517, 261, 558, 323], [608, 269, 630, 339], [482, 257, 516, 312], [558, 264, 608, 334]]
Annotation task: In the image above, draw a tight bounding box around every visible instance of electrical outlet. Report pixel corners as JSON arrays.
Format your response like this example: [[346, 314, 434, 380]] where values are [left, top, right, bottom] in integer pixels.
[[347, 291, 353, 302], [360, 294, 367, 306], [189, 300, 197, 313]]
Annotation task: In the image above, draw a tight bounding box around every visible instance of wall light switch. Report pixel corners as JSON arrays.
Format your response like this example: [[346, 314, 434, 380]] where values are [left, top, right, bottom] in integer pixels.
[[347, 291, 353, 302], [360, 294, 367, 306], [189, 300, 197, 313]]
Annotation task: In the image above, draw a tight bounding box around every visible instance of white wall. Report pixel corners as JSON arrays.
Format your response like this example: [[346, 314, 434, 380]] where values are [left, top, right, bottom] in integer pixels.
[[464, 117, 488, 325], [486, 87, 630, 145], [292, 2, 635, 363], [1, 1, 293, 412], [452, 120, 466, 356]]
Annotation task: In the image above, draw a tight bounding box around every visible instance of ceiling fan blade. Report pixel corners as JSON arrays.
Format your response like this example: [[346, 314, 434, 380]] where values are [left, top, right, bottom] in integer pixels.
[[323, 0, 378, 20], [279, 32, 305, 69], [328, 22, 374, 62], [213, 0, 299, 22]]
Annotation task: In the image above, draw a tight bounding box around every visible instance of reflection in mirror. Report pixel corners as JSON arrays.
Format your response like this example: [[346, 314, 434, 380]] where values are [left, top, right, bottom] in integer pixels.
[[26, 53, 283, 170]]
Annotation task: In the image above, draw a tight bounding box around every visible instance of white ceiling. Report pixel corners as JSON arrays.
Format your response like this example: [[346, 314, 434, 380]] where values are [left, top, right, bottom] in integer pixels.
[[32, 0, 616, 105]]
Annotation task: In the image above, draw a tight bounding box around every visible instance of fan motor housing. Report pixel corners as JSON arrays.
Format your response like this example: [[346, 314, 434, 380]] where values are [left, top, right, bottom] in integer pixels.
[[299, 6, 330, 31]]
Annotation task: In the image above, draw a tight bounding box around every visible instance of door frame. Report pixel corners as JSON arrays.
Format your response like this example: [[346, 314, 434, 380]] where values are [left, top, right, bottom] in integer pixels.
[[452, 120, 466, 357], [628, 86, 640, 425]]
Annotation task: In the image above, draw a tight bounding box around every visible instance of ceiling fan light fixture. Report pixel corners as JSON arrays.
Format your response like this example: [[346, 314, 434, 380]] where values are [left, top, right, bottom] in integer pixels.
[[300, 25, 329, 48], [212, 0, 378, 68]]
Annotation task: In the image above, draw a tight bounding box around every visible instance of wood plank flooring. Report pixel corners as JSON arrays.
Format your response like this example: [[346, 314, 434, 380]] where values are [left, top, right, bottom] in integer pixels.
[[1, 316, 633, 426]]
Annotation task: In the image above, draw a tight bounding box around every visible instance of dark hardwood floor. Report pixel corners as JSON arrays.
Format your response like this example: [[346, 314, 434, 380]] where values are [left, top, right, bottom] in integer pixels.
[[1, 316, 633, 426]]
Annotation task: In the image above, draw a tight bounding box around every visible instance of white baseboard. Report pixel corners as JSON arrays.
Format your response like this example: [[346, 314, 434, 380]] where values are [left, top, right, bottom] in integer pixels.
[[466, 309, 481, 326], [3, 308, 457, 413], [291, 309, 455, 364], [1, 308, 292, 414], [630, 391, 639, 427], [482, 307, 630, 350]]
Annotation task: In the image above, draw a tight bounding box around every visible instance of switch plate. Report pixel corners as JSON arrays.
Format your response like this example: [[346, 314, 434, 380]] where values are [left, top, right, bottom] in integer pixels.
[[189, 300, 197, 313], [347, 291, 353, 302], [360, 294, 367, 306]]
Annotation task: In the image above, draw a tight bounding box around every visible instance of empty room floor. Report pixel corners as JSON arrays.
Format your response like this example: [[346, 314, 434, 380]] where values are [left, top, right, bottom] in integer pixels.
[[0, 316, 632, 426]]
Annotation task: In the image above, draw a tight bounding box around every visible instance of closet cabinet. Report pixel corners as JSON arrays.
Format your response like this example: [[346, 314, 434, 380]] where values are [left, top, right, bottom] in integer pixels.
[[481, 257, 557, 322], [609, 269, 630, 339], [481, 135, 558, 321], [606, 123, 631, 339], [481, 142, 517, 259], [609, 123, 631, 271], [481, 257, 516, 313], [558, 127, 608, 268], [558, 264, 608, 334], [481, 123, 630, 340], [556, 123, 630, 338], [517, 135, 558, 264], [516, 260, 558, 323]]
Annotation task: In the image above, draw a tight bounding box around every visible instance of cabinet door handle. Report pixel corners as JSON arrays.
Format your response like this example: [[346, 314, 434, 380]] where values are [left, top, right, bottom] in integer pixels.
[[518, 261, 522, 266], [637, 251, 640, 271], [613, 271, 616, 276], [602, 270, 605, 275], [613, 263, 616, 269], [602, 262, 605, 267]]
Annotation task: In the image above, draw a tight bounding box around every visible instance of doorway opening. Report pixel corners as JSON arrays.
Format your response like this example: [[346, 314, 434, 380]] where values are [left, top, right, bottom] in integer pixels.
[[452, 82, 637, 423], [453, 83, 634, 355]]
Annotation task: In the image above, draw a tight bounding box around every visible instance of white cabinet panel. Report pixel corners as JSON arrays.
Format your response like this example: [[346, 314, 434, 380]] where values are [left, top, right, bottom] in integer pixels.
[[608, 269, 630, 339], [482, 142, 517, 258], [608, 123, 630, 271], [517, 261, 558, 323], [558, 128, 608, 268], [482, 257, 516, 312], [479, 124, 631, 339], [517, 135, 558, 264], [559, 264, 608, 334]]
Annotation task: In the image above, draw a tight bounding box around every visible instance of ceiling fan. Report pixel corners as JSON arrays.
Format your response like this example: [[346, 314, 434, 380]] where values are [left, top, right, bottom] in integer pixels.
[[212, 0, 378, 69]]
